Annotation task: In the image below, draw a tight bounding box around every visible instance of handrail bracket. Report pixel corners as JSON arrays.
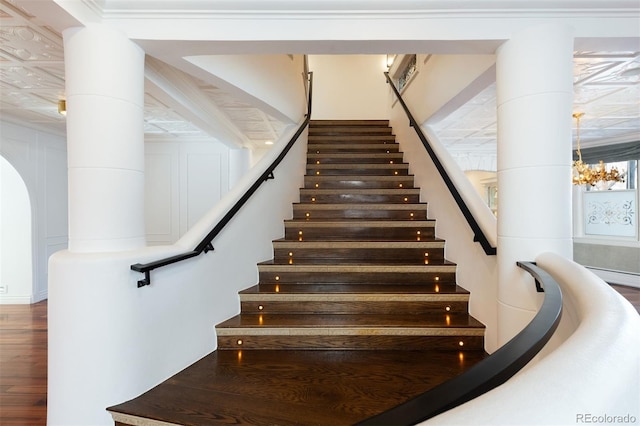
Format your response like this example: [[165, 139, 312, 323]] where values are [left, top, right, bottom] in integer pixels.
[[137, 270, 151, 288]]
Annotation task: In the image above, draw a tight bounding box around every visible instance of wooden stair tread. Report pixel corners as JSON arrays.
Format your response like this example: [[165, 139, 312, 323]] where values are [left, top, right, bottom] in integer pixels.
[[305, 175, 414, 180], [309, 132, 393, 136], [240, 284, 469, 296], [248, 283, 465, 294], [308, 152, 403, 158], [293, 203, 427, 210], [308, 143, 400, 149], [299, 188, 420, 195], [259, 256, 453, 266], [309, 163, 408, 169], [285, 219, 434, 226], [308, 134, 396, 139], [217, 313, 484, 330], [272, 239, 444, 247], [258, 261, 456, 269], [310, 119, 390, 125]]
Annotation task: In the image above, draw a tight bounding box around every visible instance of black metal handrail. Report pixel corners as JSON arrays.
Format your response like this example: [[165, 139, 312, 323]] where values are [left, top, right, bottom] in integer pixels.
[[384, 71, 496, 255], [131, 72, 313, 287], [357, 261, 562, 425]]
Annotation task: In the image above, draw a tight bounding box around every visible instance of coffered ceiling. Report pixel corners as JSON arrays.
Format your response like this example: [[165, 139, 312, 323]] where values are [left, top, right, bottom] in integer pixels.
[[1, 0, 638, 160]]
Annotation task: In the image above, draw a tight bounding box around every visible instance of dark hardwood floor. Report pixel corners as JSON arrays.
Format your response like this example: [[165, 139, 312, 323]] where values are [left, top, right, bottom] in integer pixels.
[[0, 286, 638, 425], [109, 349, 485, 425], [612, 284, 640, 314], [0, 300, 47, 426]]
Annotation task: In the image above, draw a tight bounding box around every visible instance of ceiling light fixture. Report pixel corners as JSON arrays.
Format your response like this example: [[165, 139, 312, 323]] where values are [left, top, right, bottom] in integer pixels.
[[57, 99, 66, 116], [265, 140, 274, 145], [571, 112, 623, 187]]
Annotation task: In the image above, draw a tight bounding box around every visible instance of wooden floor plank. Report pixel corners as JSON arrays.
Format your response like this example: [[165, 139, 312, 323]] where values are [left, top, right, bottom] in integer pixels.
[[0, 300, 48, 426], [0, 289, 636, 425], [109, 349, 486, 425]]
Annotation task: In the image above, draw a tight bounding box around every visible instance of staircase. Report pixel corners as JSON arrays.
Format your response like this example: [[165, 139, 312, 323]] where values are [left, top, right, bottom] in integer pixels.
[[108, 120, 487, 426], [216, 120, 485, 352]]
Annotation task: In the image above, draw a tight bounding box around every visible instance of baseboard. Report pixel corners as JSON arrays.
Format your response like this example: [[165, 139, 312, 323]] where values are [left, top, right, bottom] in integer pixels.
[[0, 295, 33, 304], [33, 289, 48, 303], [587, 267, 640, 289]]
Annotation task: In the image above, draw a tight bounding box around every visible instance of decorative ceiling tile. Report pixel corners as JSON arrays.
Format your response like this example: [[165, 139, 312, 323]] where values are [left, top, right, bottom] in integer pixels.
[[201, 88, 252, 108], [245, 132, 274, 140], [574, 84, 622, 105], [236, 121, 270, 132], [148, 120, 204, 134], [226, 108, 263, 122], [144, 107, 188, 123], [437, 128, 476, 139], [599, 85, 640, 104], [0, 26, 63, 62], [4, 0, 34, 18], [0, 64, 61, 89], [573, 58, 620, 84], [35, 63, 65, 81], [0, 0, 637, 156]]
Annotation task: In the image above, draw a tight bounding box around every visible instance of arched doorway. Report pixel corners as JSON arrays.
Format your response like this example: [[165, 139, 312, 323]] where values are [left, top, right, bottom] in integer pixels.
[[0, 155, 33, 304]]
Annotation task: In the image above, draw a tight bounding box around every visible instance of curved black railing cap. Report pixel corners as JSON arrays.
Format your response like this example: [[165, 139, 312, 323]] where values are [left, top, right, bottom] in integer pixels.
[[384, 71, 496, 256], [131, 72, 313, 287], [357, 261, 562, 425]]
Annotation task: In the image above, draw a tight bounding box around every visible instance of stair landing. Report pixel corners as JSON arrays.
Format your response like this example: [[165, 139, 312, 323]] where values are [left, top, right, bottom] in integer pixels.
[[108, 349, 486, 426]]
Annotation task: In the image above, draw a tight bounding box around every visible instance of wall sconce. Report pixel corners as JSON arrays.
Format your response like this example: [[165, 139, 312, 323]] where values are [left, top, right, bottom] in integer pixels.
[[386, 54, 396, 69], [57, 99, 66, 116]]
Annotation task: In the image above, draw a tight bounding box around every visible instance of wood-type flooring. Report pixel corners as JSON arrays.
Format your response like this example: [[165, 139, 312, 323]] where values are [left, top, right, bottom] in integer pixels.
[[0, 300, 47, 426], [110, 349, 485, 425], [0, 286, 638, 425]]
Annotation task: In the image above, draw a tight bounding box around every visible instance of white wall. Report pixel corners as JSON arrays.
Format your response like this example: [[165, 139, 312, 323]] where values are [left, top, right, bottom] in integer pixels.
[[395, 54, 495, 125], [425, 253, 640, 425], [0, 120, 68, 303], [465, 170, 496, 201], [387, 54, 500, 350], [48, 124, 308, 425], [0, 157, 32, 302], [308, 55, 390, 120], [184, 54, 307, 124], [391, 113, 499, 352], [144, 139, 231, 245]]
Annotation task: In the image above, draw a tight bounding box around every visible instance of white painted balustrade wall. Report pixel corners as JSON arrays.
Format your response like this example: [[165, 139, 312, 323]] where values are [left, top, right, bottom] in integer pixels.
[[424, 252, 640, 425], [47, 123, 308, 425]]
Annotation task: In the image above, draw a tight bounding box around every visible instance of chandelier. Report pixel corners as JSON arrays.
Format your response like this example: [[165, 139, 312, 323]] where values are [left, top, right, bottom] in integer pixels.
[[571, 112, 624, 187]]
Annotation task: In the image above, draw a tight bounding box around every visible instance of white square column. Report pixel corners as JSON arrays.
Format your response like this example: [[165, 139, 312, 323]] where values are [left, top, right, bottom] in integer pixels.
[[63, 24, 146, 252], [496, 23, 575, 345]]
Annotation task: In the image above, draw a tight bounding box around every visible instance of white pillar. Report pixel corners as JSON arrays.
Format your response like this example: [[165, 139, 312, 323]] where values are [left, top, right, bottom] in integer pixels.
[[495, 23, 574, 345], [64, 24, 146, 252]]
